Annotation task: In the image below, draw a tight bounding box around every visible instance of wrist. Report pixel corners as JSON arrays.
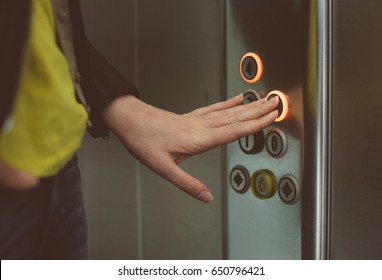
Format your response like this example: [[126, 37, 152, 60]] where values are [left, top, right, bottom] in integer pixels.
[[102, 94, 139, 132]]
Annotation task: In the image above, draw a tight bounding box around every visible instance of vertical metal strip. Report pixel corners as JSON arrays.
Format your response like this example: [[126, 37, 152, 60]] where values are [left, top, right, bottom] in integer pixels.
[[133, 0, 144, 260], [325, 0, 333, 259], [301, 0, 332, 260], [220, 0, 229, 260]]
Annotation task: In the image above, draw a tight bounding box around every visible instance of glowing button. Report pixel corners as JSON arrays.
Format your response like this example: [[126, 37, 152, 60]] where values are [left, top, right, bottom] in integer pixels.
[[266, 90, 289, 122], [240, 52, 263, 83]]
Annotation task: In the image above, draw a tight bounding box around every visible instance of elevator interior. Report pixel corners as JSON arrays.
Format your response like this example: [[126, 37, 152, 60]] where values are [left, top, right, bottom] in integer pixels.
[[79, 0, 382, 260]]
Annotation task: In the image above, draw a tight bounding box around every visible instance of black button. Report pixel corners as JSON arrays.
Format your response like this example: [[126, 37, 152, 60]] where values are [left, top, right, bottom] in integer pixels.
[[242, 90, 261, 105], [239, 131, 265, 154]]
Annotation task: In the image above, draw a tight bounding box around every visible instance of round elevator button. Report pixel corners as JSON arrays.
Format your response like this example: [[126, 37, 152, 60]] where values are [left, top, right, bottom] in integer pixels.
[[242, 89, 261, 105], [278, 175, 301, 205], [250, 170, 277, 199], [240, 52, 263, 83], [266, 90, 289, 122], [239, 131, 265, 154], [266, 128, 288, 158], [230, 165, 250, 194]]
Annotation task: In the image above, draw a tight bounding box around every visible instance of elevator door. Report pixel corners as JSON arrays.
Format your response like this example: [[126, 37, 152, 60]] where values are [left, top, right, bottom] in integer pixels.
[[330, 0, 382, 259]]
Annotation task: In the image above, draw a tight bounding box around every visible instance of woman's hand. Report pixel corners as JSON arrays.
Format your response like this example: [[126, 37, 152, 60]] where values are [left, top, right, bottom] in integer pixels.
[[0, 159, 39, 190], [103, 94, 279, 203]]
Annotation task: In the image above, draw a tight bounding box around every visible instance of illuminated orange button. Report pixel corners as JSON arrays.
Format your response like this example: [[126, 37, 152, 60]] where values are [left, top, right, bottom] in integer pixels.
[[266, 90, 289, 122], [240, 52, 263, 83]]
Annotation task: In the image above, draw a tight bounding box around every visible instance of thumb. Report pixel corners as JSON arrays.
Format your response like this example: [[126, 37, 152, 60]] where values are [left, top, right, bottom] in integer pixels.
[[158, 160, 214, 203]]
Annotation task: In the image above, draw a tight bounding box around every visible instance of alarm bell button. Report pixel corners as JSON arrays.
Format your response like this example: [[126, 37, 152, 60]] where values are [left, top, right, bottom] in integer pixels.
[[266, 90, 289, 122], [250, 169, 277, 199]]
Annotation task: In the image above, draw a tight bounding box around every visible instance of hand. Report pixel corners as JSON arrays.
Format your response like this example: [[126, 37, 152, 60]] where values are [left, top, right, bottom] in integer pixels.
[[103, 94, 279, 203], [0, 159, 39, 190]]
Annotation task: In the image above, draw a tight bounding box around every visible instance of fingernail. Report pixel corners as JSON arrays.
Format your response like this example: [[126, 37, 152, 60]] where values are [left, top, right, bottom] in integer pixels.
[[269, 96, 279, 103], [200, 191, 214, 203]]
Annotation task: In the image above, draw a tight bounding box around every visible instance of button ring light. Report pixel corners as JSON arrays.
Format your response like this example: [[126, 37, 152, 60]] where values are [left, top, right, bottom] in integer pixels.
[[266, 90, 289, 122], [240, 52, 263, 83]]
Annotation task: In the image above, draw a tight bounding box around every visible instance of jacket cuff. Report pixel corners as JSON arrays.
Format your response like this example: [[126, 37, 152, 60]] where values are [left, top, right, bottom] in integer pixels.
[[82, 42, 138, 138]]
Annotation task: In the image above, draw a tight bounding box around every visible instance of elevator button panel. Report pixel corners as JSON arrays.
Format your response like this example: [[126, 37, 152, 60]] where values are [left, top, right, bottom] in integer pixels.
[[227, 2, 304, 258], [240, 52, 263, 83], [266, 128, 288, 158], [230, 165, 250, 194], [251, 169, 277, 199], [278, 175, 301, 205]]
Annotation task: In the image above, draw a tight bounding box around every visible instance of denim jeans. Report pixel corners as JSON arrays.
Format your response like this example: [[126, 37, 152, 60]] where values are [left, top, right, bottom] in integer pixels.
[[0, 156, 87, 259]]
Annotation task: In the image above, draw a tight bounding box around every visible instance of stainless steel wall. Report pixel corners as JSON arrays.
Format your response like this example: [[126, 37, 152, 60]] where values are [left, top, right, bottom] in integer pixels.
[[225, 0, 304, 259], [79, 0, 224, 259], [80, 0, 139, 260], [330, 0, 382, 259]]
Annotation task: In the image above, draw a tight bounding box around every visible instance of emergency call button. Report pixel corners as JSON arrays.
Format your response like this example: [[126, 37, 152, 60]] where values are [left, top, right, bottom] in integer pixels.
[[230, 165, 250, 194], [240, 52, 263, 83], [251, 169, 277, 199]]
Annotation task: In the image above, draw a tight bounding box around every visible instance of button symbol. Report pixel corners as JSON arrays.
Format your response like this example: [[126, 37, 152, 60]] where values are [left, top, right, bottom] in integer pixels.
[[259, 177, 266, 192], [245, 60, 253, 78], [233, 172, 244, 188], [281, 182, 293, 198], [271, 135, 278, 152]]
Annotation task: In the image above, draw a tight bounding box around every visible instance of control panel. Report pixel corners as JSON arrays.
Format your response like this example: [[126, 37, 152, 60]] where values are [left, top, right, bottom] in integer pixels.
[[231, 53, 301, 206], [225, 0, 304, 260]]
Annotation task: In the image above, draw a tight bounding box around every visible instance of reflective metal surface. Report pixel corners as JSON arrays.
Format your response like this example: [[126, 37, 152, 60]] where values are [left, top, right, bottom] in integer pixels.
[[225, 0, 304, 259], [301, 0, 332, 260], [330, 0, 382, 259]]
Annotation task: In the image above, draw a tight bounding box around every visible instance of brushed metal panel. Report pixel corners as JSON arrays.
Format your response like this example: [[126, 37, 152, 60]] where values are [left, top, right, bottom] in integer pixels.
[[80, 0, 139, 260], [138, 0, 224, 259], [226, 0, 304, 259], [330, 0, 382, 259]]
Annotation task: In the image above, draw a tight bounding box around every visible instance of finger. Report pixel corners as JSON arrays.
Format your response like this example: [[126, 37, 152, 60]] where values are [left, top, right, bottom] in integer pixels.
[[157, 160, 213, 203], [191, 94, 243, 116], [207, 110, 278, 148], [207, 96, 279, 128]]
